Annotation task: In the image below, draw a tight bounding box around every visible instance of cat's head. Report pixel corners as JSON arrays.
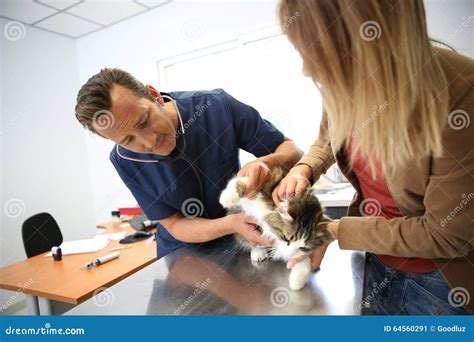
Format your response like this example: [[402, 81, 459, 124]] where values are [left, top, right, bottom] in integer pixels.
[[264, 194, 333, 260]]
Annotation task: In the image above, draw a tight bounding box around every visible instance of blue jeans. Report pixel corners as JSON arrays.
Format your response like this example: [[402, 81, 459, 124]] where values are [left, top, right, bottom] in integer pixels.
[[362, 253, 469, 315]]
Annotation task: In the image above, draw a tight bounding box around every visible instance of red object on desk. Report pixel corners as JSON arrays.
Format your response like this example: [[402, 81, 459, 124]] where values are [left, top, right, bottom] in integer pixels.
[[119, 207, 143, 216]]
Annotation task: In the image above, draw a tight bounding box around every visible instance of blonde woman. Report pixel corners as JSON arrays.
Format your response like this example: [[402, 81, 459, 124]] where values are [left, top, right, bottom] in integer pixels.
[[275, 0, 473, 315]]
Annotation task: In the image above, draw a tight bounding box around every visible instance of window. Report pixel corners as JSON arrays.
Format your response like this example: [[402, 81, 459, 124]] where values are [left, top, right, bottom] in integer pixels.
[[158, 29, 346, 185]]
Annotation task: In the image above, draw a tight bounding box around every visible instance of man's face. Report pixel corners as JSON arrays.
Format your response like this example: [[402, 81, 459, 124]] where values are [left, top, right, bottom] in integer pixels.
[[98, 85, 177, 155]]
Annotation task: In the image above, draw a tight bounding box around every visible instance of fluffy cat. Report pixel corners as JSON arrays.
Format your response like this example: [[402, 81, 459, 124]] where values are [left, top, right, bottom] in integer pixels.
[[219, 167, 334, 290]]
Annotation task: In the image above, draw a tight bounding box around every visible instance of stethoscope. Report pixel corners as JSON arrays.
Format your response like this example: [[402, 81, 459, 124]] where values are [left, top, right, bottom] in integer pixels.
[[115, 94, 207, 217]]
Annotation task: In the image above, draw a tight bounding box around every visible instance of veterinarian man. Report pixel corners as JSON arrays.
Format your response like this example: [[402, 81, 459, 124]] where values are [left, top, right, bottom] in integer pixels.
[[75, 68, 310, 261]]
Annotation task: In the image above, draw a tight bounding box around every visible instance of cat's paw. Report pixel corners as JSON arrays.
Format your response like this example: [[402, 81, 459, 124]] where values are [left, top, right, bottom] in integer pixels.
[[250, 247, 268, 263], [219, 182, 241, 209], [219, 177, 247, 210], [288, 258, 311, 291], [289, 273, 308, 291]]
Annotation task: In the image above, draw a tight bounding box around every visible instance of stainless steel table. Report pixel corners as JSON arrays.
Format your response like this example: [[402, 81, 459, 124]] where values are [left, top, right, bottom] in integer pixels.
[[66, 238, 365, 315]]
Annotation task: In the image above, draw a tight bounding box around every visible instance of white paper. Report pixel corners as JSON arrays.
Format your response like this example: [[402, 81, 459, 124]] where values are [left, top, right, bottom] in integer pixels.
[[45, 238, 111, 256], [93, 232, 126, 241], [44, 232, 127, 257]]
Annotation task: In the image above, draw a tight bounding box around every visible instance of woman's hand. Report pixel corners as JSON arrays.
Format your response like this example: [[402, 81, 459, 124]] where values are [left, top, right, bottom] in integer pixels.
[[272, 164, 312, 205], [286, 221, 339, 271], [309, 221, 339, 270], [286, 244, 330, 270], [237, 160, 272, 198], [310, 244, 329, 270], [227, 213, 273, 246], [327, 220, 339, 240]]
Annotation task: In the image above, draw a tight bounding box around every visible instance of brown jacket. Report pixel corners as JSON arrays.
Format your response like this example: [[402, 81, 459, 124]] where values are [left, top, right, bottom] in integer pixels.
[[298, 48, 474, 313]]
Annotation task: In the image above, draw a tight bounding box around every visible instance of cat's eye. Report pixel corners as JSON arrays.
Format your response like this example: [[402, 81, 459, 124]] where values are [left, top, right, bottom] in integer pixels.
[[299, 247, 310, 252]]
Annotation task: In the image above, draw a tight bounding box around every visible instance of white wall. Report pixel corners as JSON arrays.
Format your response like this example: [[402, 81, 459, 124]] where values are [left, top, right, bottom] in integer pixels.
[[425, 0, 473, 57], [0, 18, 96, 310]]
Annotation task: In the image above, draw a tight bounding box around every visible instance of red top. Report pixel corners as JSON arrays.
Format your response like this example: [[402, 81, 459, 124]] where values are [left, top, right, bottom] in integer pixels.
[[346, 144, 436, 273]]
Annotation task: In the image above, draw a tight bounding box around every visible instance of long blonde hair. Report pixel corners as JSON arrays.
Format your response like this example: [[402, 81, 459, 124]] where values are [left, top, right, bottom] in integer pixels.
[[279, 0, 449, 176]]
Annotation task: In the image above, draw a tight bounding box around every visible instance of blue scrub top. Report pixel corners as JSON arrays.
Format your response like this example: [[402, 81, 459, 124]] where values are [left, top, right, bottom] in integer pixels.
[[110, 89, 284, 258]]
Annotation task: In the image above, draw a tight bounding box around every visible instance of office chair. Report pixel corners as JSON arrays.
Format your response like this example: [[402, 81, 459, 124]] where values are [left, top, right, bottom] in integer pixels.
[[22, 212, 63, 258]]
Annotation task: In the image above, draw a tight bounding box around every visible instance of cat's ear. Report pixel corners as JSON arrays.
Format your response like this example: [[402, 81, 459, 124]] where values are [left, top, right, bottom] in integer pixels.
[[318, 214, 332, 224], [314, 211, 332, 224], [313, 220, 335, 245]]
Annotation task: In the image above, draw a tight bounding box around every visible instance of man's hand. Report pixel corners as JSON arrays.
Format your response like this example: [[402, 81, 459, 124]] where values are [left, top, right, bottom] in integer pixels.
[[227, 213, 273, 246], [237, 160, 272, 198], [272, 164, 312, 205]]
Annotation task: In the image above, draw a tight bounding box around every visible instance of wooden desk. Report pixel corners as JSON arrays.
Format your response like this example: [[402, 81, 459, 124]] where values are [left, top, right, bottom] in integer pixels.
[[0, 222, 157, 315]]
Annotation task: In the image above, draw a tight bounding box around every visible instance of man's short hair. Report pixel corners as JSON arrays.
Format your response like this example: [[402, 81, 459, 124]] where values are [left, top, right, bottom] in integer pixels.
[[75, 68, 154, 134]]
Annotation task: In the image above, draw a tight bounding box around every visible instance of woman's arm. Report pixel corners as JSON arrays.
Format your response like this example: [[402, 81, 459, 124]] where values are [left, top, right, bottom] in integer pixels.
[[272, 111, 336, 203], [295, 110, 336, 182], [335, 95, 474, 259]]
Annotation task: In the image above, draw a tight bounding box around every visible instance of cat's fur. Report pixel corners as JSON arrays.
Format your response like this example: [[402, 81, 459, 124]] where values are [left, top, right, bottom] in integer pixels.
[[219, 167, 334, 290]]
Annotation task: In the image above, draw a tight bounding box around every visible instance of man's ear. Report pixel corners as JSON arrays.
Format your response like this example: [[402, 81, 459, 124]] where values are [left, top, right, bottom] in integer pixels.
[[146, 84, 164, 106]]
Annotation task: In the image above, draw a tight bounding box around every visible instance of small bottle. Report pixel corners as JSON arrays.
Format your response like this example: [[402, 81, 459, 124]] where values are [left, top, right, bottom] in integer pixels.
[[111, 210, 121, 222], [51, 247, 62, 261]]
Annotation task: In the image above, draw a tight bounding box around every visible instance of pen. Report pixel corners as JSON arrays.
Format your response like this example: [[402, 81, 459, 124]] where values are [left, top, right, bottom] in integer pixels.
[[108, 246, 132, 251], [81, 252, 120, 270]]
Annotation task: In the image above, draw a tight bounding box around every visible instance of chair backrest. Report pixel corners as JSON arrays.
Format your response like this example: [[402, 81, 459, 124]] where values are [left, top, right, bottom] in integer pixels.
[[22, 213, 63, 258]]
